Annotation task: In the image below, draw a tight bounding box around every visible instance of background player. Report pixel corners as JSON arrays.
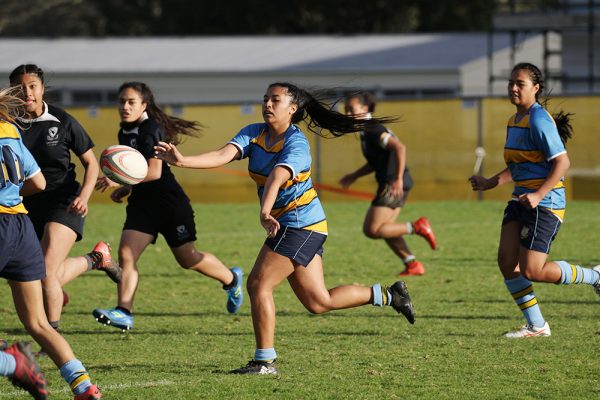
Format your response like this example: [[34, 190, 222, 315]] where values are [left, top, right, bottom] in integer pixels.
[[469, 62, 600, 338], [155, 82, 416, 375], [93, 81, 243, 331], [340, 92, 437, 276]]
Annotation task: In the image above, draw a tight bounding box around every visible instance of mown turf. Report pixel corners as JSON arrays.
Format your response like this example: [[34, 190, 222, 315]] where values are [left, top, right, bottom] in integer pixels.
[[1, 201, 598, 399]]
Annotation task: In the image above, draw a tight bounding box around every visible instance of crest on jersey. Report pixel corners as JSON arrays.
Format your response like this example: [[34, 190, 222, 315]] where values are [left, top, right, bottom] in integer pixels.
[[47, 127, 59, 142], [130, 138, 137, 148], [176, 225, 189, 240]]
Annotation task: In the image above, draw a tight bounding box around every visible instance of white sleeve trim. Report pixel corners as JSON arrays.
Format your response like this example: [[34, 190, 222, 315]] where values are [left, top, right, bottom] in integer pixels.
[[547, 150, 566, 162], [379, 132, 392, 149], [25, 168, 42, 180], [227, 141, 244, 158], [275, 163, 296, 179]]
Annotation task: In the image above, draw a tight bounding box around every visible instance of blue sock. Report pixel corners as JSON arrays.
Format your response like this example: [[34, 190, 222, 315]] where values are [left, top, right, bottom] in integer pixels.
[[60, 359, 91, 395], [372, 283, 383, 306], [254, 348, 277, 362], [556, 260, 600, 285], [0, 351, 16, 377], [505, 275, 545, 328], [371, 283, 392, 306]]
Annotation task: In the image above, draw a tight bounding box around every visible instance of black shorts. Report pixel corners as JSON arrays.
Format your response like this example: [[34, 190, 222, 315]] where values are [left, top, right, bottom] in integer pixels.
[[124, 196, 197, 248], [371, 183, 411, 209], [23, 181, 85, 241], [264, 226, 326, 267], [502, 200, 562, 254], [0, 214, 46, 282]]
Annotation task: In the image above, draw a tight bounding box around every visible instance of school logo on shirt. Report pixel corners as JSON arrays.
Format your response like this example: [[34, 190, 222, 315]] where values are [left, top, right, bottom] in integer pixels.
[[176, 225, 189, 240], [129, 138, 137, 148], [47, 127, 59, 146]]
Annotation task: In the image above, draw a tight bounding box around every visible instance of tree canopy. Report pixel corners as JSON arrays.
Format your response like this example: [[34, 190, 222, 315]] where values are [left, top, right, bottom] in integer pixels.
[[1, 0, 503, 36]]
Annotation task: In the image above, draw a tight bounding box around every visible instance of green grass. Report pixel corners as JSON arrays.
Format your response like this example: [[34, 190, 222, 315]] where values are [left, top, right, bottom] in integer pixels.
[[1, 201, 599, 399]]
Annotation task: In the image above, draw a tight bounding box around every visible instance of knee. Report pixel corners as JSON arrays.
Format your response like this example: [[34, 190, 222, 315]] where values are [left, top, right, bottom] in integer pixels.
[[363, 226, 381, 239], [246, 276, 260, 298], [303, 302, 330, 315], [22, 317, 51, 338], [521, 268, 540, 282]]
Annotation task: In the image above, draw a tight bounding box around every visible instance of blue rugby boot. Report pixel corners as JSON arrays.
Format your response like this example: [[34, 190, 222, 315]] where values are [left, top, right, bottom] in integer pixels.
[[92, 308, 133, 331], [225, 267, 244, 314]]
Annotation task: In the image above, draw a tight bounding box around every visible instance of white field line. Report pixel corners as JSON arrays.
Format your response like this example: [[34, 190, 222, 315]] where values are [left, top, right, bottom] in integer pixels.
[[0, 379, 176, 398]]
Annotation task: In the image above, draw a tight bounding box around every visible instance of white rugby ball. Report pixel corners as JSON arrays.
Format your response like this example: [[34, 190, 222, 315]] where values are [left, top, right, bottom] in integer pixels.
[[100, 145, 148, 185]]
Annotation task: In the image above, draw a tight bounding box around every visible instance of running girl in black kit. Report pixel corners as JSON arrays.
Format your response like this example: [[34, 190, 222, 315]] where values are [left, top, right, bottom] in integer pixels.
[[9, 64, 120, 331], [340, 92, 437, 276], [92, 82, 243, 331]]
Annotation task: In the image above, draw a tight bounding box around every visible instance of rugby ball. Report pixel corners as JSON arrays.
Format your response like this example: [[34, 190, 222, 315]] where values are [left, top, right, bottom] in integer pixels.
[[100, 145, 148, 185]]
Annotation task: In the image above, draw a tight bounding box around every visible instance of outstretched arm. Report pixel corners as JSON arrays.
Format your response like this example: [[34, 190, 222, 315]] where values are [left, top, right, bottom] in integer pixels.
[[339, 163, 373, 188], [469, 168, 512, 191], [154, 142, 240, 169]]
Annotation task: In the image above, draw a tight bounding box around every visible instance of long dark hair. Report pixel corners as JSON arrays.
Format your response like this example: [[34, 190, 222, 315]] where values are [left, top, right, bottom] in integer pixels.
[[9, 64, 46, 86], [268, 83, 396, 138], [511, 63, 573, 145], [118, 82, 200, 145]]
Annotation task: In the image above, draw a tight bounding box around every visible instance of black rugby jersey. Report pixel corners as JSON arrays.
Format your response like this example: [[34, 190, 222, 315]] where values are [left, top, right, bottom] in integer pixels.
[[118, 116, 184, 203], [360, 121, 411, 186], [17, 103, 94, 191]]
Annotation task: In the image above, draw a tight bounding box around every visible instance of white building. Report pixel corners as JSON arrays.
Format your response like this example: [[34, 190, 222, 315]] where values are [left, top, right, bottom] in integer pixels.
[[0, 34, 546, 106]]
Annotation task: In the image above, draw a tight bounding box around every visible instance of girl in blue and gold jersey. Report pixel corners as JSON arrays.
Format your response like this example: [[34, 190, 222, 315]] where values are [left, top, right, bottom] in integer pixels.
[[0, 87, 102, 399], [469, 63, 600, 338], [155, 82, 416, 375]]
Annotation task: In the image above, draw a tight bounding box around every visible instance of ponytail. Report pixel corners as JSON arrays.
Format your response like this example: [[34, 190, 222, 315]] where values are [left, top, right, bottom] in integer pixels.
[[551, 109, 573, 145], [268, 82, 396, 138], [118, 82, 200, 145]]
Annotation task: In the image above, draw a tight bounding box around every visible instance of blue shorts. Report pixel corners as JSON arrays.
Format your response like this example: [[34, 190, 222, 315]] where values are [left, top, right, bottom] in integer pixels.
[[0, 214, 46, 282], [264, 226, 326, 267], [502, 201, 562, 254]]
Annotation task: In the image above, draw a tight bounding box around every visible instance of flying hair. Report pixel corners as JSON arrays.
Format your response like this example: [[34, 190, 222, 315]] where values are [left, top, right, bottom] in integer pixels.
[[268, 83, 397, 138], [0, 86, 26, 124], [118, 82, 201, 145]]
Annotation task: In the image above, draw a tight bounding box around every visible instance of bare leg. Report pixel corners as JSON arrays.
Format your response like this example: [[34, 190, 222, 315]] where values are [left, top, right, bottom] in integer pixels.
[[40, 223, 83, 323], [520, 250, 561, 283], [363, 206, 410, 239], [247, 246, 295, 350], [117, 230, 153, 311], [171, 242, 233, 285], [288, 254, 372, 313], [497, 221, 522, 279], [10, 280, 74, 368]]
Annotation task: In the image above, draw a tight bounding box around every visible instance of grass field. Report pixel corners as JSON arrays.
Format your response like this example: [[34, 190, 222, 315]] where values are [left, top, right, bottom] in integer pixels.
[[1, 200, 599, 399]]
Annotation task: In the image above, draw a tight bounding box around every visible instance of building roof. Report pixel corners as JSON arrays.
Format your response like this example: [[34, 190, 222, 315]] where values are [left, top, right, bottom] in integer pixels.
[[0, 34, 513, 75]]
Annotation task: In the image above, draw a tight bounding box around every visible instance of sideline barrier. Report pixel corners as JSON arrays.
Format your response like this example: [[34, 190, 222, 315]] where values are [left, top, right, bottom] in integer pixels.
[[68, 96, 600, 203]]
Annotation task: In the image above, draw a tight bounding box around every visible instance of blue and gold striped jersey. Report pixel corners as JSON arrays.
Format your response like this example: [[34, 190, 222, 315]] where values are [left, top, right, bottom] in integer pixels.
[[229, 123, 327, 234], [504, 102, 566, 220], [0, 121, 41, 214]]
